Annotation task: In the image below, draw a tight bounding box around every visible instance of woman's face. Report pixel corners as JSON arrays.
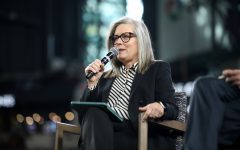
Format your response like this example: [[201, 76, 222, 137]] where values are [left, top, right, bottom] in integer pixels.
[[112, 23, 138, 68]]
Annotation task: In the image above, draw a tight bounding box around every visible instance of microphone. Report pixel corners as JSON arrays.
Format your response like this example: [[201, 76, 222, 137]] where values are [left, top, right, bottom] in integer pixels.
[[86, 47, 119, 79]]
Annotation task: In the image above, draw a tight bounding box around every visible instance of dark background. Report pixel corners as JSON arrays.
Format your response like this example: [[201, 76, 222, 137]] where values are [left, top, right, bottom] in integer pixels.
[[0, 0, 239, 149]]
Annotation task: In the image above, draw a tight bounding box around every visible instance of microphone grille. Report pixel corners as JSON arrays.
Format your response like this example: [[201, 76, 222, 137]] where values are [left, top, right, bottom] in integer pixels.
[[110, 47, 119, 56]]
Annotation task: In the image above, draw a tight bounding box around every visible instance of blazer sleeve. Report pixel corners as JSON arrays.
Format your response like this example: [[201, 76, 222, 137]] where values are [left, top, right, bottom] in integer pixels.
[[78, 79, 103, 123], [80, 84, 100, 102], [155, 61, 178, 120]]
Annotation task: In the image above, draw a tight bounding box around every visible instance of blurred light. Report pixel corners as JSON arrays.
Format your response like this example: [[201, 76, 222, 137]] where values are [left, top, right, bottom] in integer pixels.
[[52, 115, 61, 123], [195, 6, 208, 27], [183, 81, 194, 96], [126, 0, 144, 20], [86, 0, 97, 11], [49, 112, 56, 120], [65, 112, 75, 121], [174, 83, 184, 92], [174, 81, 194, 97], [39, 117, 45, 125], [86, 24, 98, 37], [33, 113, 41, 123], [0, 94, 15, 108], [215, 23, 223, 41], [43, 121, 56, 133], [26, 116, 34, 126], [16, 114, 24, 123], [49, 112, 61, 123], [180, 0, 191, 5]]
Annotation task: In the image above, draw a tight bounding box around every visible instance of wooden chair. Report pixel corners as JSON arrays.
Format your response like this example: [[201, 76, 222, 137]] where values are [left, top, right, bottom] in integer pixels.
[[55, 122, 81, 150], [138, 92, 187, 150], [55, 92, 187, 150]]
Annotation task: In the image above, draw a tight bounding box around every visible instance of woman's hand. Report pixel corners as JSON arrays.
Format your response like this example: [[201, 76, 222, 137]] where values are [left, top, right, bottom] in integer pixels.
[[139, 102, 165, 121], [222, 69, 240, 89], [85, 59, 104, 87]]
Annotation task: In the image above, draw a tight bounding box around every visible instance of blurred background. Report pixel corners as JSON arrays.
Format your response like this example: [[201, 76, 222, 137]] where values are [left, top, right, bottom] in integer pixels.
[[0, 0, 239, 149]]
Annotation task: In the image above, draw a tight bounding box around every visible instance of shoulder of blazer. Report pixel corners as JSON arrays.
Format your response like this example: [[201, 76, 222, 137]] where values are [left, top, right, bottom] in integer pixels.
[[150, 60, 170, 68], [152, 59, 169, 64]]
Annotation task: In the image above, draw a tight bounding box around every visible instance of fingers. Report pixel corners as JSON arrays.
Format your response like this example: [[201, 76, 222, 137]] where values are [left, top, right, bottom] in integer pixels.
[[222, 69, 233, 76], [138, 102, 164, 121], [143, 107, 153, 120], [222, 69, 240, 78], [85, 59, 104, 74], [139, 106, 147, 112], [221, 69, 240, 87], [84, 59, 104, 84]]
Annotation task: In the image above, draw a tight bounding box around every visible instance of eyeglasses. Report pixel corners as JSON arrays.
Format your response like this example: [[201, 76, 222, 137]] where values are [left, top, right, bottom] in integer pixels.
[[110, 32, 136, 44]]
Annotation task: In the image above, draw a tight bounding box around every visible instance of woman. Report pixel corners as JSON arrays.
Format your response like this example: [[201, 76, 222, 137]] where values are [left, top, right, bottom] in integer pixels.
[[78, 16, 178, 150]]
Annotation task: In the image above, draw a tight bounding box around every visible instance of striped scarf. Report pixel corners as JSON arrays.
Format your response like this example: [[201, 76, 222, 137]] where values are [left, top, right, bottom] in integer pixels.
[[107, 63, 138, 119]]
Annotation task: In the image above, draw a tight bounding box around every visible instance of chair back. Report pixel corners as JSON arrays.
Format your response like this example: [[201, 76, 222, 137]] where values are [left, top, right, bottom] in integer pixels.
[[174, 92, 187, 150]]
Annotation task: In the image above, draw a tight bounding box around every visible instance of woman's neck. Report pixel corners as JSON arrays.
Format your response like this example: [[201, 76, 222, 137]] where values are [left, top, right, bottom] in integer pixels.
[[123, 61, 138, 69]]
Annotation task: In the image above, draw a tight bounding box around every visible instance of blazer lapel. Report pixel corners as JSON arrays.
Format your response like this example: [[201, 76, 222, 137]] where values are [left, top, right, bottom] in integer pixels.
[[129, 73, 143, 100]]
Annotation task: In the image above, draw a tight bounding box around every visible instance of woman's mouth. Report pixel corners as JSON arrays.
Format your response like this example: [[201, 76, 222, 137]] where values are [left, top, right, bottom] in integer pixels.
[[119, 48, 126, 52]]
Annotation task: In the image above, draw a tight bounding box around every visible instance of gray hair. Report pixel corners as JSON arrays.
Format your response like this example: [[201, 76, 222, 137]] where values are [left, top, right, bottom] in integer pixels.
[[105, 16, 155, 77]]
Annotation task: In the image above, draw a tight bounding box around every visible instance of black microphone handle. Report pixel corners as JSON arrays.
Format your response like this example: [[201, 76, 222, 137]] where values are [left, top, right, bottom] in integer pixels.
[[85, 57, 109, 79], [85, 47, 118, 80], [86, 71, 96, 79]]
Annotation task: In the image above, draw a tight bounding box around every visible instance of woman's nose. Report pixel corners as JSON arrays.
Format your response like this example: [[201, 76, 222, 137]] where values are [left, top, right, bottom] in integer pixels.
[[114, 38, 122, 46]]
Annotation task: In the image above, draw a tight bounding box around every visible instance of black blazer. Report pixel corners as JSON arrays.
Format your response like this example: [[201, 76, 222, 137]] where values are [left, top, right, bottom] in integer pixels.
[[80, 60, 178, 150]]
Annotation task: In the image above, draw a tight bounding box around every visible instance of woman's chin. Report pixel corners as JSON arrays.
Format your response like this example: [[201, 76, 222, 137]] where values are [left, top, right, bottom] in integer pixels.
[[117, 55, 127, 60]]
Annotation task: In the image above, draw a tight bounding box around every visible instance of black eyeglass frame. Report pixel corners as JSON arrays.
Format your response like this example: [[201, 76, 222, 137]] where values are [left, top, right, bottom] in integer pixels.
[[110, 32, 136, 44]]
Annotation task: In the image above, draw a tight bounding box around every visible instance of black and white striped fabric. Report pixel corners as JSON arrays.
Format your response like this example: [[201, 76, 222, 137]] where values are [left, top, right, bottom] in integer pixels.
[[107, 63, 138, 119]]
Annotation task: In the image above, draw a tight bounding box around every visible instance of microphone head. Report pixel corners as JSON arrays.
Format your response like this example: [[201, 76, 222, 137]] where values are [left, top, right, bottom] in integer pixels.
[[109, 47, 119, 56]]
